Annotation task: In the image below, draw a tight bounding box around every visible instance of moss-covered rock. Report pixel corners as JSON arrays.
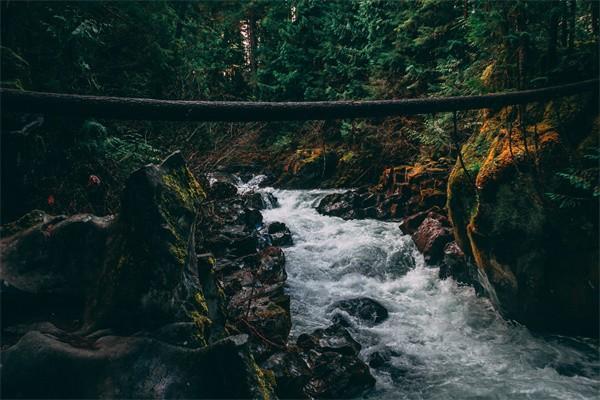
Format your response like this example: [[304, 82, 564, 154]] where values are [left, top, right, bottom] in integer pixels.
[[85, 151, 217, 340], [447, 105, 599, 336]]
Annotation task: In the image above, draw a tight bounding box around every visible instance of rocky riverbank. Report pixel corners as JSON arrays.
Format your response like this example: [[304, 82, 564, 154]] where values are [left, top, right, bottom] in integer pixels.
[[0, 152, 375, 399]]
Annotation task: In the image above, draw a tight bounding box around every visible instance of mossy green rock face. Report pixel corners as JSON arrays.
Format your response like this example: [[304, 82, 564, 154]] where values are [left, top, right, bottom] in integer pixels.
[[86, 151, 215, 337], [447, 110, 599, 336]]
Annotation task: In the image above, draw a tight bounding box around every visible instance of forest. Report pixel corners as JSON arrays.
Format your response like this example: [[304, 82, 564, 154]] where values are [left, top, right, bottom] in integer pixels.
[[1, 1, 599, 399]]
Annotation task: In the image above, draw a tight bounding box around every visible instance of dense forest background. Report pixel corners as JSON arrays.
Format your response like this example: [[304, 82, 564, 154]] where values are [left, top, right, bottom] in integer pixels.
[[1, 0, 598, 220]]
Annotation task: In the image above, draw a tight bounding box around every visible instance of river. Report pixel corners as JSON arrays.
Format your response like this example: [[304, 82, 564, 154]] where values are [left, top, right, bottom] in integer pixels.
[[256, 187, 599, 400]]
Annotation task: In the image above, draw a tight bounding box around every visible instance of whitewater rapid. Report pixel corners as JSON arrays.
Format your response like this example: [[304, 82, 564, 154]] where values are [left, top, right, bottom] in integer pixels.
[[259, 188, 599, 400]]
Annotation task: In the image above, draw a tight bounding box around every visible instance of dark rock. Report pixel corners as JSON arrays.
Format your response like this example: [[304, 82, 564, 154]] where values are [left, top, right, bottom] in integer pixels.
[[1, 212, 113, 297], [1, 331, 274, 399], [86, 151, 219, 338], [367, 348, 402, 369], [297, 324, 361, 356], [267, 222, 293, 247], [330, 297, 388, 326], [262, 351, 311, 399], [411, 216, 453, 264], [295, 325, 375, 398], [243, 192, 279, 210], [439, 241, 484, 294], [316, 191, 364, 219], [303, 350, 375, 399], [256, 246, 287, 285], [239, 208, 263, 230], [209, 180, 238, 199]]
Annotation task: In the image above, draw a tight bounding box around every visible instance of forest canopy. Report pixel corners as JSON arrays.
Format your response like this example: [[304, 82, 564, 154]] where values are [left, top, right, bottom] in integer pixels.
[[1, 0, 598, 219]]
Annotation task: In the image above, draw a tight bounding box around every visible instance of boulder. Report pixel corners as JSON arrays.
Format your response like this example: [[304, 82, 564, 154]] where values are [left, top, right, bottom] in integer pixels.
[[398, 206, 443, 235], [297, 324, 361, 356], [1, 330, 274, 399], [447, 108, 599, 335], [85, 151, 220, 341], [209, 180, 238, 199], [411, 217, 453, 264], [296, 325, 375, 398], [316, 191, 364, 219], [329, 297, 389, 327], [262, 351, 312, 399], [267, 221, 293, 247], [1, 212, 113, 297]]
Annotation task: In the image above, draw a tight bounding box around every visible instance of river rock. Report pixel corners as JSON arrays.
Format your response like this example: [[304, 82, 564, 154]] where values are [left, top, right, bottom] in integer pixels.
[[330, 297, 389, 326], [398, 206, 444, 235], [295, 324, 375, 398], [262, 351, 312, 399], [297, 324, 361, 356], [316, 190, 364, 219], [411, 216, 453, 264], [267, 221, 293, 247], [243, 191, 278, 210], [209, 180, 239, 199]]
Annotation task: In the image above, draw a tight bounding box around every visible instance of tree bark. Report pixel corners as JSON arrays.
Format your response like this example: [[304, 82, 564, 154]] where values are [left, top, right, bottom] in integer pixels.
[[1, 80, 597, 122], [548, 6, 559, 70], [568, 0, 576, 49]]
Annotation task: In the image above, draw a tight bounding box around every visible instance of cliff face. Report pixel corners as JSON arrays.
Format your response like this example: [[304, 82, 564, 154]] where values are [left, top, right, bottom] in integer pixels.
[[447, 101, 599, 336]]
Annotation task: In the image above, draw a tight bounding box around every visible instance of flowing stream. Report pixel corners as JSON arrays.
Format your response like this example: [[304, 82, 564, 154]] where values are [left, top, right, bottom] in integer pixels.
[[256, 187, 599, 400]]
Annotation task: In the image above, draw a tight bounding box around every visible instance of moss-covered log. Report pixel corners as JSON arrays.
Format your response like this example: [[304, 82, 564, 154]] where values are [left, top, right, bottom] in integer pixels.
[[1, 79, 597, 122]]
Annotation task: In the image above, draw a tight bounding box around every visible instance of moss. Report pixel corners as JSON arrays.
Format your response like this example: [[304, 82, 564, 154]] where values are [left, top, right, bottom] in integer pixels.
[[339, 150, 355, 163], [190, 310, 212, 346], [194, 292, 209, 315], [252, 359, 275, 400]]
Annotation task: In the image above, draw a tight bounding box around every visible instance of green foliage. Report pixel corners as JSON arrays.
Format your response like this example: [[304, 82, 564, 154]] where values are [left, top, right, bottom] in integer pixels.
[[1, 0, 598, 219], [546, 148, 600, 208]]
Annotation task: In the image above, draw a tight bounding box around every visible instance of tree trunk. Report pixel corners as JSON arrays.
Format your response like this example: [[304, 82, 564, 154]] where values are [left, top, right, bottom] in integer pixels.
[[568, 0, 576, 49], [548, 6, 559, 70], [1, 80, 597, 122]]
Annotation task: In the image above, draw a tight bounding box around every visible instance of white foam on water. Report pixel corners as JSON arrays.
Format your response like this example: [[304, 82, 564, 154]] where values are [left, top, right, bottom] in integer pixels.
[[261, 188, 600, 400]]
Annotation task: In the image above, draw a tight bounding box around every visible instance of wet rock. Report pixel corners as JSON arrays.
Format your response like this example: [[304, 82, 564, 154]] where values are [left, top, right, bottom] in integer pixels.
[[297, 324, 361, 356], [398, 206, 443, 235], [296, 325, 375, 398], [330, 297, 389, 326], [1, 331, 274, 399], [316, 191, 365, 219], [447, 114, 600, 335], [262, 351, 311, 399], [411, 216, 453, 264], [303, 350, 375, 399], [238, 208, 263, 230], [209, 180, 238, 199], [243, 192, 278, 210], [439, 242, 484, 294], [256, 246, 287, 284], [367, 348, 402, 369], [267, 221, 293, 247]]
